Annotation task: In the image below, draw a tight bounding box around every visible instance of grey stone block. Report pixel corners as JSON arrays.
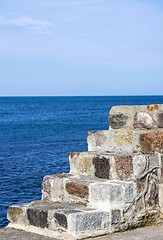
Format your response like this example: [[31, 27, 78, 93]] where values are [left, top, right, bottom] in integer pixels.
[[132, 155, 147, 179], [89, 182, 124, 209], [123, 182, 134, 203], [70, 211, 104, 232], [111, 209, 122, 224], [158, 113, 163, 128]]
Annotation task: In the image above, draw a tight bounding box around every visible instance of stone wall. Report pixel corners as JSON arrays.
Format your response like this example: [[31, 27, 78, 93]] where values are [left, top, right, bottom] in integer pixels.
[[7, 104, 163, 239]]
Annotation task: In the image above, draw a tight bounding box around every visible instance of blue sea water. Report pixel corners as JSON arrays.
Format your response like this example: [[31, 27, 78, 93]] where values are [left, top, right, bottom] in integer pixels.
[[0, 96, 163, 228]]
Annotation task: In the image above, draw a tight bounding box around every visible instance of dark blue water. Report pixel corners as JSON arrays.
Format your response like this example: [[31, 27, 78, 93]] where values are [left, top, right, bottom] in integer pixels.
[[0, 96, 163, 228]]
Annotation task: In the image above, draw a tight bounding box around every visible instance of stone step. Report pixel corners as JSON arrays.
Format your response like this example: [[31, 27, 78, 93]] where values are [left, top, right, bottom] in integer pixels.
[[42, 174, 134, 209], [69, 152, 161, 181], [108, 104, 163, 130], [7, 200, 124, 239], [87, 129, 163, 154]]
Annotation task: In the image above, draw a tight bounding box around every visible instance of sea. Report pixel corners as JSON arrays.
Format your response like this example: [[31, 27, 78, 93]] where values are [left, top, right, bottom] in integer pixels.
[[0, 96, 163, 228]]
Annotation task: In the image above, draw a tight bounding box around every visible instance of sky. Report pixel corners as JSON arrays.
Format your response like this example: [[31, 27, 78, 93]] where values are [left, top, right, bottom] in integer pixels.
[[0, 0, 163, 96]]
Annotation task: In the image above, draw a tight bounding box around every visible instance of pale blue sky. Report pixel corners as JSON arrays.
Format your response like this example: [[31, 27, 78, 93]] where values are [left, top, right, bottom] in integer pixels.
[[0, 0, 163, 96]]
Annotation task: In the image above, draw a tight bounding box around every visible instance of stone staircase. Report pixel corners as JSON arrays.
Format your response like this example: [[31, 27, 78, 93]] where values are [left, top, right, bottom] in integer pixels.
[[7, 104, 163, 239]]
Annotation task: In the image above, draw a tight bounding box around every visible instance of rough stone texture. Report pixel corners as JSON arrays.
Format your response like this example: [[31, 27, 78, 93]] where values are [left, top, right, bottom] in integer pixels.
[[114, 155, 133, 180], [87, 129, 141, 153], [54, 213, 68, 228], [158, 113, 163, 128], [69, 152, 113, 179], [89, 131, 107, 148], [136, 179, 146, 194], [159, 184, 163, 212], [111, 210, 122, 224], [89, 182, 125, 209], [88, 129, 163, 154], [65, 181, 89, 199], [69, 152, 95, 176], [8, 200, 127, 238], [93, 156, 110, 179], [132, 155, 147, 179], [122, 182, 134, 203], [7, 205, 29, 225], [8, 201, 110, 233], [69, 209, 123, 235], [146, 181, 159, 207], [6, 104, 163, 239], [114, 130, 132, 145], [109, 104, 163, 129], [161, 155, 163, 183], [148, 154, 160, 172], [27, 209, 48, 228], [87, 130, 114, 152], [140, 130, 163, 153], [109, 113, 128, 129], [70, 211, 104, 232], [69, 152, 161, 182], [42, 174, 72, 202], [134, 112, 153, 129]]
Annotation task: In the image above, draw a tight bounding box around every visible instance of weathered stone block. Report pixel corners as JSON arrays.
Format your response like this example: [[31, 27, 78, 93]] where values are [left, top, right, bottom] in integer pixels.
[[42, 173, 72, 202], [109, 106, 134, 129], [159, 184, 163, 212], [148, 154, 160, 170], [54, 212, 68, 228], [89, 182, 127, 209], [69, 152, 95, 176], [132, 155, 147, 179], [93, 156, 110, 179], [7, 204, 29, 225], [136, 179, 146, 194], [114, 155, 133, 180], [69, 209, 123, 235], [27, 208, 48, 228], [133, 112, 153, 129], [88, 129, 163, 154], [145, 181, 159, 208], [122, 181, 134, 203], [70, 211, 104, 232], [158, 113, 163, 128], [111, 209, 122, 224], [139, 130, 163, 153], [109, 113, 128, 129], [161, 155, 163, 183], [109, 104, 163, 129], [87, 129, 140, 153], [69, 152, 113, 179], [114, 130, 133, 145], [65, 181, 89, 199]]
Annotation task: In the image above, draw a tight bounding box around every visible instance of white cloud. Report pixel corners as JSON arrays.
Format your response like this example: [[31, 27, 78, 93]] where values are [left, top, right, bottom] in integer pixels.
[[0, 16, 54, 34]]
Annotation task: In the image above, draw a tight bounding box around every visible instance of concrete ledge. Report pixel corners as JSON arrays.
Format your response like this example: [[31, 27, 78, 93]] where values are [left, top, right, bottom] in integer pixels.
[[1, 224, 163, 240], [0, 227, 57, 240]]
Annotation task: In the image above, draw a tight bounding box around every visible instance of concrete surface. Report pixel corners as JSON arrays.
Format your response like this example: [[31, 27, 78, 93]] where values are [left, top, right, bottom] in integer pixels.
[[0, 225, 163, 240]]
